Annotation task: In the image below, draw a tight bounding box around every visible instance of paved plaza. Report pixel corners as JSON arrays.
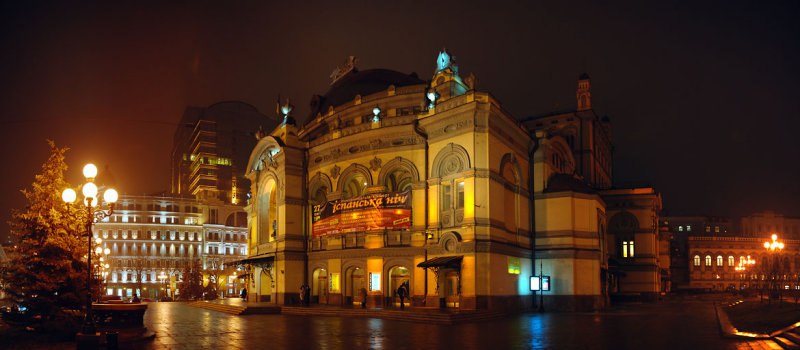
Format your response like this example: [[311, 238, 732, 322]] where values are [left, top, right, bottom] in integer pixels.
[[116, 298, 781, 350]]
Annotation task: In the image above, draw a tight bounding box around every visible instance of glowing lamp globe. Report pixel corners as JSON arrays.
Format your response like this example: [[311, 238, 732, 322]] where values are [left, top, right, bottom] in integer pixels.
[[83, 164, 98, 179], [62, 188, 77, 203], [764, 242, 771, 249], [373, 106, 381, 116], [95, 237, 102, 244], [281, 105, 292, 115], [104, 248, 110, 255], [772, 234, 778, 241], [82, 182, 98, 199], [779, 243, 785, 249], [427, 91, 438, 102], [103, 188, 118, 203], [95, 247, 102, 255]]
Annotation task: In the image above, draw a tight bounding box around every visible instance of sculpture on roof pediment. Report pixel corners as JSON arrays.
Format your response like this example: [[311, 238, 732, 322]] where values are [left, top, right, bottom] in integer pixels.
[[330, 56, 358, 85]]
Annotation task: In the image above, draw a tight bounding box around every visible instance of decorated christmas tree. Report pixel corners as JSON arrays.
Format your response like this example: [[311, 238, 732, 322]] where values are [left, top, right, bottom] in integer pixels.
[[1, 141, 89, 330]]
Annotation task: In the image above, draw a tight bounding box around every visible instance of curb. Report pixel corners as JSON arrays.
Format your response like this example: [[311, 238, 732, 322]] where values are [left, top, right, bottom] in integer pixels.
[[714, 300, 771, 340]]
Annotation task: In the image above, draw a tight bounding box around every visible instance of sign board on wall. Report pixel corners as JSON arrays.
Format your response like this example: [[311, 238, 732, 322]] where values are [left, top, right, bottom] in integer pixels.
[[530, 276, 551, 291], [312, 191, 411, 236]]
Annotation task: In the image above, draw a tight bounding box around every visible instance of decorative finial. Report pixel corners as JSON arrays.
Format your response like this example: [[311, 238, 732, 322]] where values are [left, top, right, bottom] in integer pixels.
[[330, 56, 358, 85]]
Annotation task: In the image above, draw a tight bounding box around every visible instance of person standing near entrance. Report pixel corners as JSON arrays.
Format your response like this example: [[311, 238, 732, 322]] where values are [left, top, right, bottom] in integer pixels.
[[299, 284, 306, 306], [360, 286, 368, 309], [304, 283, 311, 306], [241, 288, 247, 300], [397, 283, 408, 310]]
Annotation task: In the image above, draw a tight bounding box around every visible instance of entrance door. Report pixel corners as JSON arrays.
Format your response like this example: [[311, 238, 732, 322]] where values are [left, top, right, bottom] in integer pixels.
[[351, 269, 365, 306], [389, 266, 410, 308], [445, 271, 460, 308]]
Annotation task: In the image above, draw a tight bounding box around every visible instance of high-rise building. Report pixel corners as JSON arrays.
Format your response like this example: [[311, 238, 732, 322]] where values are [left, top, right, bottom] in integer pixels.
[[171, 101, 280, 204]]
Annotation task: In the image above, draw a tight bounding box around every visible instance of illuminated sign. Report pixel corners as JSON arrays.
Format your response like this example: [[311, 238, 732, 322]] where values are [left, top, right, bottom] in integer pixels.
[[312, 191, 411, 237], [542, 276, 550, 291], [508, 257, 521, 274], [530, 277, 540, 291], [330, 273, 341, 293], [369, 273, 381, 292], [530, 276, 551, 291]]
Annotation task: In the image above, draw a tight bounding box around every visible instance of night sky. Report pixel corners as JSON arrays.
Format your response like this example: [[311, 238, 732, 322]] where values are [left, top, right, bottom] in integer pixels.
[[1, 0, 799, 243]]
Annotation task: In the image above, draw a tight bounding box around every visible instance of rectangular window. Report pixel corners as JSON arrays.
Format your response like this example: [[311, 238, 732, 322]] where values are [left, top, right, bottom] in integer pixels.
[[442, 184, 452, 210], [687, 225, 692, 231], [622, 241, 634, 258], [728, 256, 734, 266], [456, 181, 465, 208], [678, 226, 683, 232]]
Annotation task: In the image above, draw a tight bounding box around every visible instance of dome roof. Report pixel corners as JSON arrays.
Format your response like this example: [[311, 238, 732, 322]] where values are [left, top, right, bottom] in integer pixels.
[[308, 69, 425, 120]]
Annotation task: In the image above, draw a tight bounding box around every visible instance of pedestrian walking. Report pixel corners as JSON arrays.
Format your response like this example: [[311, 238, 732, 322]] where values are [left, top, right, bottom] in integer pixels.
[[397, 283, 407, 310], [241, 288, 248, 300], [304, 284, 311, 306]]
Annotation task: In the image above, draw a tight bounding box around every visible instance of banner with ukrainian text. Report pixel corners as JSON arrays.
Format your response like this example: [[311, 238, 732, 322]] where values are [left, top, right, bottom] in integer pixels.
[[312, 191, 411, 237]]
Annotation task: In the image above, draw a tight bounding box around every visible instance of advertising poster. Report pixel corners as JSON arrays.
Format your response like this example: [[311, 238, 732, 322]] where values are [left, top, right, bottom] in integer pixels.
[[312, 191, 411, 236]]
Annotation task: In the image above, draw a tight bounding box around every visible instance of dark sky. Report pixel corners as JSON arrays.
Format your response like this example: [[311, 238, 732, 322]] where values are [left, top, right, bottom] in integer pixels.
[[1, 0, 799, 242]]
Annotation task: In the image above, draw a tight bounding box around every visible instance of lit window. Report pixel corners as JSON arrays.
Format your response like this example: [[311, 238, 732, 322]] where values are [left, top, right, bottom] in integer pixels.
[[706, 226, 710, 233], [705, 255, 712, 266], [678, 226, 683, 232], [622, 240, 634, 258], [441, 184, 452, 210], [330, 273, 341, 293], [456, 181, 465, 208], [717, 256, 723, 266], [715, 226, 720, 233], [508, 257, 521, 274], [694, 255, 701, 266], [728, 256, 734, 266], [687, 225, 692, 231]]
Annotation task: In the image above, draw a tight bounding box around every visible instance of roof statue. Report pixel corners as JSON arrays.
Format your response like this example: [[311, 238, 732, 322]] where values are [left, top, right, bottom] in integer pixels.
[[278, 97, 295, 126], [330, 56, 358, 85]]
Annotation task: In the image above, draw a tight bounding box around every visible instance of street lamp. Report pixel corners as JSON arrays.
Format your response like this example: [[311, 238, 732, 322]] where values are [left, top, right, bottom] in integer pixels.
[[158, 271, 168, 299], [763, 234, 785, 305], [61, 163, 118, 337]]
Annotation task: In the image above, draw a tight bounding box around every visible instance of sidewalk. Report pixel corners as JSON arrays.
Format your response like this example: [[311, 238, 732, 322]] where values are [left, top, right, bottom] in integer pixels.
[[190, 298, 510, 324]]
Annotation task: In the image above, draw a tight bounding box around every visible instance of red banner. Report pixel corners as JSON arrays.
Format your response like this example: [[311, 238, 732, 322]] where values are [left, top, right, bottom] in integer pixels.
[[312, 191, 411, 237]]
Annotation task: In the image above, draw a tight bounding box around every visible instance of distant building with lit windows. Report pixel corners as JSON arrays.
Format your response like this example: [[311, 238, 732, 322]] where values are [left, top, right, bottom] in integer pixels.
[[170, 101, 280, 204], [239, 51, 669, 312], [95, 195, 247, 299]]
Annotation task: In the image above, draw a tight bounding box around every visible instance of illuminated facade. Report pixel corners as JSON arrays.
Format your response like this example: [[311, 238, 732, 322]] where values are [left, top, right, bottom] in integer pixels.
[[95, 195, 247, 299], [687, 236, 800, 291], [242, 51, 668, 311], [170, 101, 280, 204]]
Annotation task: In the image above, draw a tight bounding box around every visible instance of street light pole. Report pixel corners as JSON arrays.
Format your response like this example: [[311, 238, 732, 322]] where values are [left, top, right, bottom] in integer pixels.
[[61, 163, 118, 337]]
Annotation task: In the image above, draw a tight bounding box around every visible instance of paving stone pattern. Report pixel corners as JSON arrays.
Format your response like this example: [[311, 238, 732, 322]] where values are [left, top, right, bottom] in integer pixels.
[[124, 299, 781, 350]]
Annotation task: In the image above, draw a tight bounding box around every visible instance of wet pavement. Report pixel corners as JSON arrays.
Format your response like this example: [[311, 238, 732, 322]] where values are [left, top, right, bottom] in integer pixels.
[[127, 298, 783, 350]]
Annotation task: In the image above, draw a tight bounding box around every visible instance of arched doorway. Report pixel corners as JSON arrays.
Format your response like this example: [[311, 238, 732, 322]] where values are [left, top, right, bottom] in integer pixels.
[[312, 268, 328, 304], [345, 267, 365, 306], [389, 266, 410, 308]]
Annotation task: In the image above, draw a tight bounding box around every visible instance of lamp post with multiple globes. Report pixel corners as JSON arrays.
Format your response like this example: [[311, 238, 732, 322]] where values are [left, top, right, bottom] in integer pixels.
[[763, 234, 785, 305], [61, 163, 118, 336]]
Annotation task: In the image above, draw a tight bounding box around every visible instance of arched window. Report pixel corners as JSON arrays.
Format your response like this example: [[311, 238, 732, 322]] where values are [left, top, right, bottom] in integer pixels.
[[385, 168, 413, 192], [716, 256, 723, 266], [342, 173, 367, 199], [694, 255, 701, 266], [728, 256, 734, 266], [705, 255, 712, 266]]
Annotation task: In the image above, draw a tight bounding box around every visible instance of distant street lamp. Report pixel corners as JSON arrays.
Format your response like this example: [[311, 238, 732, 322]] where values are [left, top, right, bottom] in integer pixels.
[[763, 234, 785, 305], [158, 271, 168, 299], [62, 163, 118, 336]]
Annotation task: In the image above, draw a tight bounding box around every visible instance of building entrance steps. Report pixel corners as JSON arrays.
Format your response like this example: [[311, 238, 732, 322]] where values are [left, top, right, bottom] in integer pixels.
[[187, 298, 510, 324]]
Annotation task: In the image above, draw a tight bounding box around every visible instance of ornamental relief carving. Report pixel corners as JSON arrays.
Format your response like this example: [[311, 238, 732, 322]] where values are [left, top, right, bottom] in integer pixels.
[[428, 118, 473, 139], [330, 165, 340, 180], [309, 136, 422, 165]]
